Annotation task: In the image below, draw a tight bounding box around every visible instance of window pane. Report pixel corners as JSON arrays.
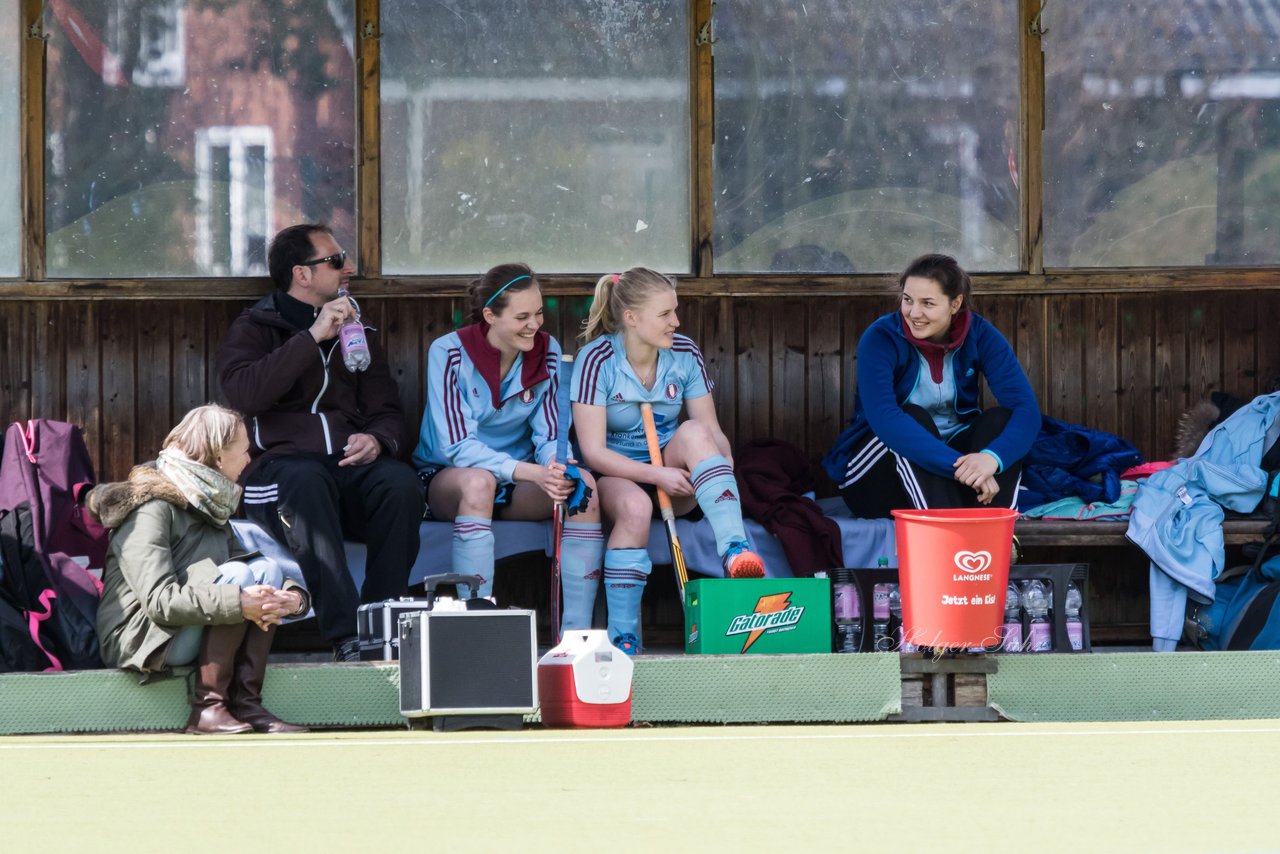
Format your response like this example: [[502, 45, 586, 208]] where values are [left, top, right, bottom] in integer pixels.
[[715, 2, 1020, 274], [1045, 3, 1280, 267], [381, 0, 690, 275], [0, 5, 19, 277], [44, 0, 355, 278]]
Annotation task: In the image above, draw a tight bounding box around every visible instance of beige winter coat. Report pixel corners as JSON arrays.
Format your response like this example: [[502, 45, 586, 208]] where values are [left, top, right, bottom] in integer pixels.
[[92, 467, 248, 672]]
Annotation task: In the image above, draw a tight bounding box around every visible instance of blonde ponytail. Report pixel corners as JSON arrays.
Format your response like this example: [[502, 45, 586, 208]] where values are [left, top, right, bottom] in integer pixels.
[[580, 267, 676, 344]]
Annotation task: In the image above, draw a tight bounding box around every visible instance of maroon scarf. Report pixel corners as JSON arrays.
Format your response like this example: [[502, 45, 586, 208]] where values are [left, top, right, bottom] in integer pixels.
[[900, 307, 971, 383], [456, 322, 551, 409]]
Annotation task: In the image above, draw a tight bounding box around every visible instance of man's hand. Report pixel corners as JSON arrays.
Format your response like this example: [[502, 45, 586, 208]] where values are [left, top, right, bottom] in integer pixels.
[[309, 296, 356, 343], [339, 432, 381, 467]]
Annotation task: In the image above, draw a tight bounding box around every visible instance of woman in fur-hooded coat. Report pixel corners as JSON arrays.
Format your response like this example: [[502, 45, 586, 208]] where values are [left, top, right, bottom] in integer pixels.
[[91, 405, 310, 735]]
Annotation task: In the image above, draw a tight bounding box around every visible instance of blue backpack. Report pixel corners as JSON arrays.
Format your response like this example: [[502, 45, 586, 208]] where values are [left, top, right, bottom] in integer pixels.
[[1188, 556, 1280, 651]]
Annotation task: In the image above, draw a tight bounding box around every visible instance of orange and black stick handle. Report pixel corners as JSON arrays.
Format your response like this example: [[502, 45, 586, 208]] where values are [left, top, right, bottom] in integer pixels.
[[640, 403, 689, 611]]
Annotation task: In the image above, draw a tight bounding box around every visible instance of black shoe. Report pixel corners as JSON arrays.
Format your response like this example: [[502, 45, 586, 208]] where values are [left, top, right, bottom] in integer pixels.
[[332, 637, 362, 662]]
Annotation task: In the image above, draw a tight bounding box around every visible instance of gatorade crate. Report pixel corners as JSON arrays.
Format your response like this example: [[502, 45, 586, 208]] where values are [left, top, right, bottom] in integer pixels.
[[832, 563, 1090, 653], [684, 578, 832, 655]]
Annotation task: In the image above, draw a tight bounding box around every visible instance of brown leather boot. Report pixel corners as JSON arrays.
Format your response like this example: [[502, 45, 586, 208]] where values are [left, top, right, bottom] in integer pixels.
[[185, 623, 254, 735], [227, 625, 309, 734]]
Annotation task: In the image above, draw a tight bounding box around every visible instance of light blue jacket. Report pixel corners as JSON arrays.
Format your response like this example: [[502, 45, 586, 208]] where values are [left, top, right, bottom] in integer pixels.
[[413, 331, 561, 484], [1127, 392, 1280, 650]]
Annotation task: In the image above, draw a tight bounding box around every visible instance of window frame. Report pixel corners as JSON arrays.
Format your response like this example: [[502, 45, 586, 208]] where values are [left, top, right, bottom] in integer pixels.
[[7, 0, 1280, 298]]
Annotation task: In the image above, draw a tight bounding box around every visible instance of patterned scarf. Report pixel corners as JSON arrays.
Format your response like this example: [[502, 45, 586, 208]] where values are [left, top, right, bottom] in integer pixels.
[[156, 448, 242, 526]]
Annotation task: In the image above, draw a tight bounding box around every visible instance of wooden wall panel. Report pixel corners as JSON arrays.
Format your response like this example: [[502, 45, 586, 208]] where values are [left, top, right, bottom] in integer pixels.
[[771, 299, 808, 443], [100, 301, 138, 480], [808, 299, 844, 467], [1257, 295, 1280, 393], [733, 299, 770, 444], [700, 297, 736, 431], [3, 289, 1279, 482], [30, 301, 64, 420], [1084, 295, 1119, 437], [63, 303, 101, 473], [1222, 291, 1258, 400], [1119, 296, 1156, 458], [0, 303, 32, 423], [135, 302, 173, 463]]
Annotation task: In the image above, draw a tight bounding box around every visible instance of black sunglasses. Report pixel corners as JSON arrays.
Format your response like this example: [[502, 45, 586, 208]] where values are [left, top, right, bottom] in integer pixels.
[[299, 250, 347, 270]]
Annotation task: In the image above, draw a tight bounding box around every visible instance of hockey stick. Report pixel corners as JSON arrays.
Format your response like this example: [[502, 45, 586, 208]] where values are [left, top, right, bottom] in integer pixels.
[[640, 403, 689, 613], [551, 353, 575, 645]]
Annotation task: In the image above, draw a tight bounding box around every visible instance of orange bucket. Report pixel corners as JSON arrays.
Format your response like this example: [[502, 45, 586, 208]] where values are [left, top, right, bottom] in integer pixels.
[[891, 508, 1018, 649]]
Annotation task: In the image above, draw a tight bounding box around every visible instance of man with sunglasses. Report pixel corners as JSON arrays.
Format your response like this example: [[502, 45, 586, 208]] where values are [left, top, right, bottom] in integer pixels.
[[216, 223, 425, 661]]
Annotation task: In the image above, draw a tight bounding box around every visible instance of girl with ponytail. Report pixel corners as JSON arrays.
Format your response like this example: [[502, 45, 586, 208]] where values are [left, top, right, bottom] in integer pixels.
[[571, 267, 763, 656]]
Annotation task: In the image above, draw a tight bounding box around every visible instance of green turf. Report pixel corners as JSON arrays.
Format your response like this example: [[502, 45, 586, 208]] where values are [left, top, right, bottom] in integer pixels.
[[1, 721, 1276, 852]]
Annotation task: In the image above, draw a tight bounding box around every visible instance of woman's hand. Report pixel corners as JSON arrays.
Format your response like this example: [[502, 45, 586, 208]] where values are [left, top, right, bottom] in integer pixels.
[[953, 452, 999, 490], [533, 460, 574, 503], [240, 585, 294, 631], [974, 475, 1001, 505], [651, 465, 694, 497]]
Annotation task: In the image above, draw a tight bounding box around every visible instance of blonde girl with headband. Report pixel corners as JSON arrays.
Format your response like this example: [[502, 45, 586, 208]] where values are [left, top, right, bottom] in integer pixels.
[[571, 267, 763, 655], [414, 263, 602, 605]]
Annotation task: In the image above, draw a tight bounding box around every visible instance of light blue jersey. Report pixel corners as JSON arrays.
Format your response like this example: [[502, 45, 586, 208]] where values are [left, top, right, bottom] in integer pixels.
[[571, 331, 712, 461], [413, 329, 561, 484]]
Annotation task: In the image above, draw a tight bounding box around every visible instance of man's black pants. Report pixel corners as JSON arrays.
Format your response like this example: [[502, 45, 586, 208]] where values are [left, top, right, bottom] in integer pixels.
[[244, 454, 424, 643]]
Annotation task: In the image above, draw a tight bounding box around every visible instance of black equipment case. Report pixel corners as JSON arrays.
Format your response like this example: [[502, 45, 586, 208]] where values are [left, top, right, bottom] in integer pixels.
[[356, 573, 486, 661]]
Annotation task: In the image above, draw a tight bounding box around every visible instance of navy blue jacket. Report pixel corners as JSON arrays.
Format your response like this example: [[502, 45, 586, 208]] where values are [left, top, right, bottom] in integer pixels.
[[822, 311, 1041, 482]]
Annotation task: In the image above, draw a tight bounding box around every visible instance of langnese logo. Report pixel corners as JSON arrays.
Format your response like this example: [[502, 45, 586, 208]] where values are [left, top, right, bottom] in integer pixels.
[[725, 592, 805, 653]]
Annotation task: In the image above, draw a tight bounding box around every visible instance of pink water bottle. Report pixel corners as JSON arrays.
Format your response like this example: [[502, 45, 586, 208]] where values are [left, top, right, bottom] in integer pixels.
[[872, 583, 892, 651], [1000, 582, 1023, 653], [337, 288, 371, 372]]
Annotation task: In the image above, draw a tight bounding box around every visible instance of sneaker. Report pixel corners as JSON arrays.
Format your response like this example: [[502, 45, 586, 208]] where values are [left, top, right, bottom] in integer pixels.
[[612, 633, 641, 656], [333, 637, 362, 662], [723, 542, 765, 579]]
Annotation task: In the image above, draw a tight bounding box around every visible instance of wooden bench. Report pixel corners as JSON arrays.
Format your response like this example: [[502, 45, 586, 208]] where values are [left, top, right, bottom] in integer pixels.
[[1014, 516, 1271, 548]]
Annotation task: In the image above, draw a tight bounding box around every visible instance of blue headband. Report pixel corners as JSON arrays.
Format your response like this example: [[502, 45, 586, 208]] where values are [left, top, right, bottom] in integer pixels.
[[484, 275, 531, 309]]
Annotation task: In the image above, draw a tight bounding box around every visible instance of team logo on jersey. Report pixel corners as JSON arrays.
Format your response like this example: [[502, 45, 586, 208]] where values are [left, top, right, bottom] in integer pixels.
[[472, 387, 480, 397], [714, 489, 737, 504], [519, 388, 535, 405], [665, 382, 678, 400], [612, 392, 624, 402], [725, 593, 805, 653]]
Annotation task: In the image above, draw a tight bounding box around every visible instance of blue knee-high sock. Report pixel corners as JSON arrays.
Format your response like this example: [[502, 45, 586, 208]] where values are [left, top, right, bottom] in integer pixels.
[[559, 522, 604, 632], [604, 548, 651, 644], [452, 516, 495, 598], [691, 455, 749, 556]]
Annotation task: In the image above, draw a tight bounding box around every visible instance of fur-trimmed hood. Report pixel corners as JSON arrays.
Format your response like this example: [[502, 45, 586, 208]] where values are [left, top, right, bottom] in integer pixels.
[[88, 464, 190, 530]]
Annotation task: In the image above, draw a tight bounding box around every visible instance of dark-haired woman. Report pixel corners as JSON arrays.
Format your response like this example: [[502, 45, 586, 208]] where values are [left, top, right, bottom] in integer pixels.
[[823, 253, 1040, 518], [413, 264, 602, 615]]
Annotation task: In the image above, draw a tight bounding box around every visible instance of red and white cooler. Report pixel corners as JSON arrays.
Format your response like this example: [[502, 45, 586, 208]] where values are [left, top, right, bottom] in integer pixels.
[[537, 630, 633, 728]]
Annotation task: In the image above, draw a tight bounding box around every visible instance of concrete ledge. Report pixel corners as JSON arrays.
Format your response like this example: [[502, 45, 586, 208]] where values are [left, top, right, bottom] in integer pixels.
[[0, 653, 902, 734], [988, 651, 1280, 721]]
